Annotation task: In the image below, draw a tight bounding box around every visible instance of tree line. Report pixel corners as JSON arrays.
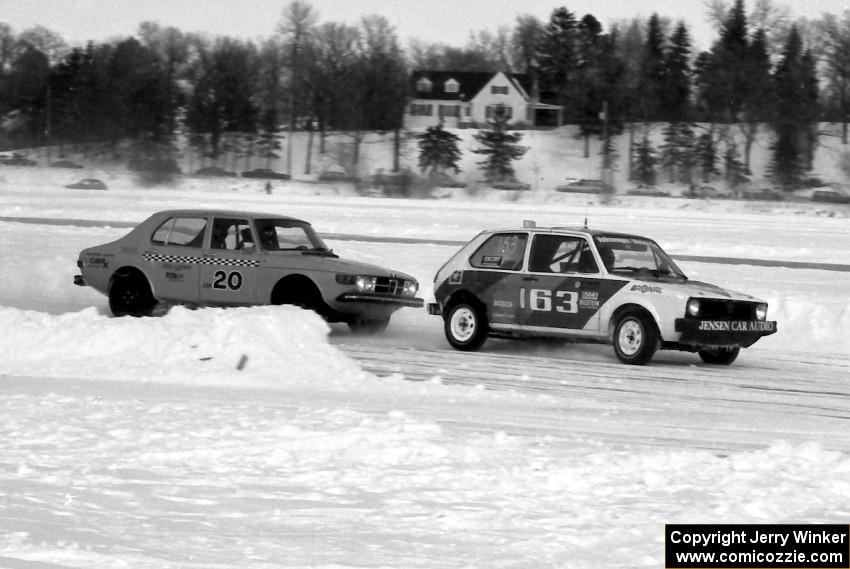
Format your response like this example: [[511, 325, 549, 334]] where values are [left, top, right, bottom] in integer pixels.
[[1, 0, 849, 187]]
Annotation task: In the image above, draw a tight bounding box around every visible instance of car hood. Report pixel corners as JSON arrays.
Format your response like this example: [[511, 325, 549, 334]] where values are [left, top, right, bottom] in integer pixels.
[[629, 276, 763, 302], [326, 257, 416, 281]]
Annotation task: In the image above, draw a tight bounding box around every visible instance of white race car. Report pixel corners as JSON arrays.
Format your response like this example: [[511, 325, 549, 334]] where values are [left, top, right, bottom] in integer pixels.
[[427, 222, 777, 365]]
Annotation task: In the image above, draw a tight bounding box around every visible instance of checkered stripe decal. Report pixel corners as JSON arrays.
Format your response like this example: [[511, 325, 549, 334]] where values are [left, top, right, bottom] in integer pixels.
[[143, 252, 259, 267]]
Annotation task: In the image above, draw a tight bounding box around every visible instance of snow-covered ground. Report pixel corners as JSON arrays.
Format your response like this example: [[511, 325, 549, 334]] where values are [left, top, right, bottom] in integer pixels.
[[1, 169, 850, 569]]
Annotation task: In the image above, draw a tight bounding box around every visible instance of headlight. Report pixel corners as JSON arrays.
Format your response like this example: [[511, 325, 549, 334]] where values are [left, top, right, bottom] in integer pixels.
[[686, 298, 701, 317], [403, 280, 418, 296], [355, 275, 376, 292], [755, 303, 767, 321]]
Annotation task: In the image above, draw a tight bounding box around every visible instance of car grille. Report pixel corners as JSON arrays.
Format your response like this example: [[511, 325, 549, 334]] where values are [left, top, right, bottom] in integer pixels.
[[375, 277, 404, 295], [692, 299, 758, 320]]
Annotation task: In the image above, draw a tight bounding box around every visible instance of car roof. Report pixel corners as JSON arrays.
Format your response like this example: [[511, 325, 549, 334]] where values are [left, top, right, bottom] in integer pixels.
[[152, 208, 307, 223], [484, 226, 650, 241]]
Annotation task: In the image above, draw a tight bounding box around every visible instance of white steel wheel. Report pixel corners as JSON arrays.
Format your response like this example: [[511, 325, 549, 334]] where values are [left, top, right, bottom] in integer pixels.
[[617, 319, 644, 357], [444, 302, 488, 351], [613, 312, 658, 365]]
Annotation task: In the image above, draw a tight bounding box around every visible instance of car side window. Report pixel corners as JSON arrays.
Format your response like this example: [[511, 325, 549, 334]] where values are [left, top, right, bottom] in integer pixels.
[[469, 233, 528, 271], [529, 234, 598, 274], [211, 218, 253, 250], [151, 217, 207, 247]]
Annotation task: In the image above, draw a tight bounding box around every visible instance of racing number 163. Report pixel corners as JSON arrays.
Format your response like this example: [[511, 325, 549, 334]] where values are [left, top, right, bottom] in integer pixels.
[[519, 287, 578, 313]]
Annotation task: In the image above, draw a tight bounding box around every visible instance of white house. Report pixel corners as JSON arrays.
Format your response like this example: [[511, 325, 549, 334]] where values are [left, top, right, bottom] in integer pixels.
[[403, 70, 562, 131]]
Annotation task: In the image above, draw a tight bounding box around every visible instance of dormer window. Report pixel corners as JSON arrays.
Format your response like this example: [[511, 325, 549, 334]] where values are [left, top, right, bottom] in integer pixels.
[[417, 77, 432, 93], [444, 79, 459, 93]]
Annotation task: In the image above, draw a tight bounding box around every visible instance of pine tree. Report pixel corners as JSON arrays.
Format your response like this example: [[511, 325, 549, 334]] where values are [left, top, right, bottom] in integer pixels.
[[661, 22, 692, 122], [695, 128, 720, 183], [770, 26, 817, 189], [535, 8, 579, 115], [633, 132, 657, 184], [637, 14, 665, 121], [659, 121, 696, 183], [417, 123, 462, 176], [472, 110, 528, 183]]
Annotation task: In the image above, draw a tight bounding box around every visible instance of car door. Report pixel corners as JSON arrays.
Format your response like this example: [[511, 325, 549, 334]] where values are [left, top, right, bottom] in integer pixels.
[[513, 233, 604, 333], [198, 217, 260, 305], [145, 214, 206, 302], [463, 232, 530, 326]]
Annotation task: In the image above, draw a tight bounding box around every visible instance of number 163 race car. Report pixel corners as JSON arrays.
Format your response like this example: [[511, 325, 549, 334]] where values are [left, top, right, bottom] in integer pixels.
[[427, 221, 777, 365]]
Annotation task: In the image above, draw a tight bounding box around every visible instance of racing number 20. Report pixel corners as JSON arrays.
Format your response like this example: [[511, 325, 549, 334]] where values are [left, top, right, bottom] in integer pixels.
[[519, 287, 578, 313], [213, 270, 243, 291]]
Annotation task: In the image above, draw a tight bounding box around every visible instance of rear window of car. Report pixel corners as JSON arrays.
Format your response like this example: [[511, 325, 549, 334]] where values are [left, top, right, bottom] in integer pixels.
[[469, 233, 528, 271], [151, 217, 207, 247]]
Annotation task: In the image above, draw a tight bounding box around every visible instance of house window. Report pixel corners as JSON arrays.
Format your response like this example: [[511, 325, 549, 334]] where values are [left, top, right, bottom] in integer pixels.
[[491, 85, 509, 95], [485, 105, 513, 119], [444, 79, 459, 93], [416, 77, 432, 93], [439, 105, 460, 118], [410, 103, 433, 116]]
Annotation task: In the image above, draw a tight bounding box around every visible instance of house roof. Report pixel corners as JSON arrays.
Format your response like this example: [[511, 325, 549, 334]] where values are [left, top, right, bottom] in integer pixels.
[[410, 70, 532, 101]]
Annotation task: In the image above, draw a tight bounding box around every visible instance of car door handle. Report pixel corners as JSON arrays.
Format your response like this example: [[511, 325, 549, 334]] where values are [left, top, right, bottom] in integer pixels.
[[523, 276, 538, 282]]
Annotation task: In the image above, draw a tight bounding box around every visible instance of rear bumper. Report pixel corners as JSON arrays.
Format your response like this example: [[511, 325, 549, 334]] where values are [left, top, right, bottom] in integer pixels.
[[336, 293, 423, 308], [73, 275, 87, 287], [675, 319, 777, 348]]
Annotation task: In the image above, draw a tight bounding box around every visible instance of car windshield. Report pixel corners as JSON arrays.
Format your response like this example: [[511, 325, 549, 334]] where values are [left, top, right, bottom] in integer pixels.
[[593, 235, 687, 279], [254, 219, 328, 252]]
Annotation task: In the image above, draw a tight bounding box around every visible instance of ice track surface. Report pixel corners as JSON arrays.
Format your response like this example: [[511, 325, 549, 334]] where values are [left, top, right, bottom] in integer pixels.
[[2, 187, 850, 568]]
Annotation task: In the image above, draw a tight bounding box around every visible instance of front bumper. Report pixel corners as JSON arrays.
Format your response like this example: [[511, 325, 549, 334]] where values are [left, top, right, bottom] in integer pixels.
[[427, 302, 442, 315], [336, 293, 424, 308], [675, 319, 777, 348]]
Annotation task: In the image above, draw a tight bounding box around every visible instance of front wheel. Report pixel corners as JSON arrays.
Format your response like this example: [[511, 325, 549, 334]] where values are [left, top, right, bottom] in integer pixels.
[[109, 275, 156, 317], [612, 312, 658, 365], [444, 302, 488, 351], [698, 346, 740, 365]]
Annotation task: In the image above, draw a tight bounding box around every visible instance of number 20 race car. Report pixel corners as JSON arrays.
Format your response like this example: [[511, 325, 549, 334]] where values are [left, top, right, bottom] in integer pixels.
[[427, 221, 777, 365], [74, 209, 423, 333]]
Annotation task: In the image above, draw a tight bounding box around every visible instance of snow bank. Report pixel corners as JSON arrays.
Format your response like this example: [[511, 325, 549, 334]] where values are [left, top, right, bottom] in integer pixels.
[[2, 305, 369, 388]]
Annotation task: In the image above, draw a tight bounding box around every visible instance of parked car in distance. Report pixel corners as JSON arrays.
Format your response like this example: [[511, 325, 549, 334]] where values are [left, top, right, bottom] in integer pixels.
[[811, 188, 850, 204], [241, 168, 291, 180], [319, 170, 359, 183], [74, 209, 423, 333], [51, 160, 84, 169], [684, 184, 732, 199], [427, 221, 776, 365], [490, 180, 531, 191], [430, 172, 467, 188], [195, 166, 238, 177], [555, 179, 614, 194], [2, 155, 37, 166], [66, 178, 107, 190], [741, 187, 785, 201], [626, 184, 671, 197]]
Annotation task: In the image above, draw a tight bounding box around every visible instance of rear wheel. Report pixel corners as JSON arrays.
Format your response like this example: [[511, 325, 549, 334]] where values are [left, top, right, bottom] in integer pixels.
[[109, 274, 156, 317], [613, 311, 658, 365], [698, 346, 740, 365], [348, 317, 390, 335], [444, 301, 488, 351]]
